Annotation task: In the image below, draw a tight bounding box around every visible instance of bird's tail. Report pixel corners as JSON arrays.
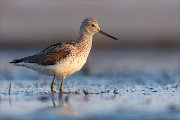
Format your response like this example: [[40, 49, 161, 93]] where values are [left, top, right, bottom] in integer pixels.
[[9, 59, 23, 63], [9, 58, 27, 67], [9, 55, 35, 66], [9, 54, 37, 67]]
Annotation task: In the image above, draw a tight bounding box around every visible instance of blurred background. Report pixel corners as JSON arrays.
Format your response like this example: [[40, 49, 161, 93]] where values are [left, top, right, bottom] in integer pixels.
[[0, 0, 179, 76], [0, 0, 180, 76], [0, 0, 179, 49]]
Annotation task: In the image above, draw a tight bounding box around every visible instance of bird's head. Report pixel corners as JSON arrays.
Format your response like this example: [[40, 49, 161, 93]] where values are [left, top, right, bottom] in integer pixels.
[[80, 17, 118, 40]]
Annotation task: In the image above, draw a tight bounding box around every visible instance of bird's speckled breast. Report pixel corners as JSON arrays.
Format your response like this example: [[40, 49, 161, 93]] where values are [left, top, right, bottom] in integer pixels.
[[54, 38, 92, 77]]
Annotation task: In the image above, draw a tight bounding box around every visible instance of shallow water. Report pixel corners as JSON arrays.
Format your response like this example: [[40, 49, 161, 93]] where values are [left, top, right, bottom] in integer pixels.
[[1, 86, 180, 120], [0, 49, 180, 120]]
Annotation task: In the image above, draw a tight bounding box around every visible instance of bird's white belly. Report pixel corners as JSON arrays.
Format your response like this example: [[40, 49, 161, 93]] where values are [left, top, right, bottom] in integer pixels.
[[53, 55, 87, 77], [15, 55, 87, 77]]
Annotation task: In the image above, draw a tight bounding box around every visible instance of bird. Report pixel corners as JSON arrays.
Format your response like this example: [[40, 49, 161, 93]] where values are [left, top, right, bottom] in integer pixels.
[[9, 17, 118, 94]]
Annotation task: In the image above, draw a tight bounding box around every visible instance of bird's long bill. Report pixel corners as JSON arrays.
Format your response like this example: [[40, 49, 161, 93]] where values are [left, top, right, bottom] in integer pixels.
[[99, 30, 118, 40]]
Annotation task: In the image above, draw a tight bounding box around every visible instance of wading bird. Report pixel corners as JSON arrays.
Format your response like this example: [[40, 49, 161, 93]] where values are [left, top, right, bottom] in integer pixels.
[[10, 17, 118, 94]]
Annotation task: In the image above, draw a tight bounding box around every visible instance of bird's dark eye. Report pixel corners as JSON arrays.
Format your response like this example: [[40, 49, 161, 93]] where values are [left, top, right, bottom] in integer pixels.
[[91, 24, 95, 27]]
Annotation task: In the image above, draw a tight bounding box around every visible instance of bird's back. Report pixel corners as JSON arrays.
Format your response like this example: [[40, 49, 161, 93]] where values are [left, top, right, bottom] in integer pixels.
[[10, 42, 72, 65]]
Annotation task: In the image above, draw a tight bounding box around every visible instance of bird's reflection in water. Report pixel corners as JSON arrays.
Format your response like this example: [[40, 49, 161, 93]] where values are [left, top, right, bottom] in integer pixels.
[[9, 94, 11, 106], [50, 93, 81, 117]]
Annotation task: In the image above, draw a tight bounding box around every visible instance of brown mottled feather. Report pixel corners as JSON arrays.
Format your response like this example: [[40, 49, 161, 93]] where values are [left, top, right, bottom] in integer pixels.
[[18, 42, 74, 66]]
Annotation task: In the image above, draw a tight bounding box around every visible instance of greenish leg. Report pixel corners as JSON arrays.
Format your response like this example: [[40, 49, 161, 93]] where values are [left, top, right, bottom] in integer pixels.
[[51, 76, 56, 92], [59, 76, 65, 94]]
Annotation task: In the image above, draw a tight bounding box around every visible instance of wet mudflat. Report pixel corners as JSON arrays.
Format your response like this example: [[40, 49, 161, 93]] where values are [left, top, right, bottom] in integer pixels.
[[0, 83, 179, 120], [0, 49, 180, 120]]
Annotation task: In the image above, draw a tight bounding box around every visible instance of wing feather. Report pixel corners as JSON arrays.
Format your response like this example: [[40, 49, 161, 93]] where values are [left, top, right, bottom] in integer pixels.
[[10, 42, 72, 66]]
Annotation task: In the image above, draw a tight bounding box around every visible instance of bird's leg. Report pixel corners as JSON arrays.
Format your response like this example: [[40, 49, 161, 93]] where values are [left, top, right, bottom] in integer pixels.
[[59, 76, 65, 94], [51, 76, 56, 92]]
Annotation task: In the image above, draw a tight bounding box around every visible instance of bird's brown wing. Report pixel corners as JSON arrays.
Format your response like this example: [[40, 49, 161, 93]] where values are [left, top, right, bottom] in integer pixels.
[[19, 42, 71, 66]]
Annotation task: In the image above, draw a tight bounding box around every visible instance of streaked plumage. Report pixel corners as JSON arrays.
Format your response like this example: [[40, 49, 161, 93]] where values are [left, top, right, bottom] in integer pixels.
[[10, 17, 118, 93]]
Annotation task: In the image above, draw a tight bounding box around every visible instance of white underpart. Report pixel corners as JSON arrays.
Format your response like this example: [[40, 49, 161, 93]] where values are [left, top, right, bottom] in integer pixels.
[[13, 54, 88, 77], [13, 62, 55, 76]]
